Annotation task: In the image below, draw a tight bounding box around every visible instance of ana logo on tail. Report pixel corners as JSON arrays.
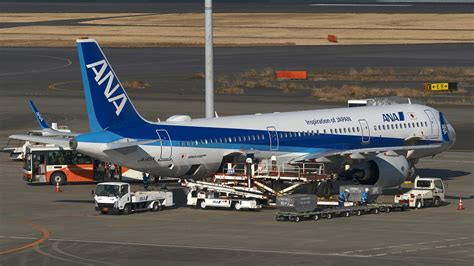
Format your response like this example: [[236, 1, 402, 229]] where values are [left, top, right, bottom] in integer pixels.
[[86, 59, 128, 116]]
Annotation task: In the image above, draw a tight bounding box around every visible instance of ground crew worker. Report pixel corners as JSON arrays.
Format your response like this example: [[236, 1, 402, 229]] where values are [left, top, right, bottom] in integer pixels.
[[142, 172, 150, 190], [338, 189, 350, 208], [109, 164, 116, 180], [361, 188, 369, 205]]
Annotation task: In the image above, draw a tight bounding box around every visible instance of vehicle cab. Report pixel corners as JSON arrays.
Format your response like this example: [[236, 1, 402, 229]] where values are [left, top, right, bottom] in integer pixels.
[[94, 182, 130, 214]]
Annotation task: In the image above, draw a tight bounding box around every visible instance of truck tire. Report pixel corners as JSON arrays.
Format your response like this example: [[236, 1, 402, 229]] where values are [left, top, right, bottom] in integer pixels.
[[415, 200, 422, 209], [152, 202, 159, 212], [50, 172, 67, 185], [326, 213, 333, 219], [385, 207, 391, 213], [295, 216, 301, 222], [234, 202, 242, 211], [317, 182, 332, 198], [433, 197, 441, 207], [199, 200, 206, 209], [123, 204, 131, 215], [313, 214, 320, 221], [356, 210, 362, 216], [373, 208, 380, 214], [344, 211, 351, 217]]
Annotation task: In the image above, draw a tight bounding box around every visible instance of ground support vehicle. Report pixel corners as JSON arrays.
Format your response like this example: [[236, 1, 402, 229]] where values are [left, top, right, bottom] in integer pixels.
[[213, 161, 335, 198], [23, 144, 143, 185], [394, 177, 446, 209], [275, 203, 407, 222], [94, 182, 174, 214], [183, 180, 265, 211]]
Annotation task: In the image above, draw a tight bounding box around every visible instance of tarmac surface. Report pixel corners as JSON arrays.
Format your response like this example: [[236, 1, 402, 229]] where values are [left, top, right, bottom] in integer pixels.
[[0, 151, 473, 265], [1, 0, 473, 14]]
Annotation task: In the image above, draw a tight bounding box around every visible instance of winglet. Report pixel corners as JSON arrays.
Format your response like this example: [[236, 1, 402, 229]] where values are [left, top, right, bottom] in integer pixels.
[[28, 100, 49, 129]]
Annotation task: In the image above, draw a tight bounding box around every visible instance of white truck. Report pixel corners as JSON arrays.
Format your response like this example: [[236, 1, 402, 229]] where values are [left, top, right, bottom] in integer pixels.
[[94, 182, 173, 214], [394, 177, 446, 209], [184, 180, 264, 211]]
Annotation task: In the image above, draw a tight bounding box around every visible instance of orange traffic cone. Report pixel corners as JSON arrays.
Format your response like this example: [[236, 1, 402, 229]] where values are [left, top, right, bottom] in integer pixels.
[[457, 197, 464, 210], [55, 182, 61, 193]]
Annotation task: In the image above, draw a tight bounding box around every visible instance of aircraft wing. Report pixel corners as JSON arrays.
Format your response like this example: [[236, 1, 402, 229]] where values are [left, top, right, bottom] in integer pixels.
[[9, 134, 71, 148], [291, 144, 442, 163]]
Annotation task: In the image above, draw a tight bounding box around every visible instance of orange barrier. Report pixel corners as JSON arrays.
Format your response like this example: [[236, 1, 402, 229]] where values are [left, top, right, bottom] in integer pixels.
[[328, 35, 338, 43], [276, 71, 308, 80]]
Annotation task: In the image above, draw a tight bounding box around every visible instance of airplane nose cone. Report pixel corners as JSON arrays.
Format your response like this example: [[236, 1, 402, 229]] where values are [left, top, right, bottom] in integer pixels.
[[447, 123, 456, 146]]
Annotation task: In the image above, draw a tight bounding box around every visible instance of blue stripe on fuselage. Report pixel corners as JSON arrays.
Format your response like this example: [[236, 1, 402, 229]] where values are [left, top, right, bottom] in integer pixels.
[[75, 123, 442, 153]]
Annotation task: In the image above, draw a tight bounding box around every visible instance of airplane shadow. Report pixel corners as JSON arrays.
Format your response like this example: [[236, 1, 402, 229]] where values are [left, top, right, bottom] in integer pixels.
[[55, 199, 95, 204], [416, 168, 471, 180]]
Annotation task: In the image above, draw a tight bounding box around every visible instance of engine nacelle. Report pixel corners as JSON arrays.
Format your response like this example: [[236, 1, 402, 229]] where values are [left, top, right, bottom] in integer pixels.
[[352, 154, 409, 188]]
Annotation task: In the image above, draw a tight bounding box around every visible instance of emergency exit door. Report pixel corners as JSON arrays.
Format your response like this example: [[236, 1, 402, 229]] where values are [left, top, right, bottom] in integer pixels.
[[156, 129, 172, 160], [267, 126, 279, 151]]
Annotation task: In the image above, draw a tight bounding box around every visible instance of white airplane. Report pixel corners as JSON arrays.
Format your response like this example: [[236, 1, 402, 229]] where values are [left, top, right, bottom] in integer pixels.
[[10, 38, 456, 192]]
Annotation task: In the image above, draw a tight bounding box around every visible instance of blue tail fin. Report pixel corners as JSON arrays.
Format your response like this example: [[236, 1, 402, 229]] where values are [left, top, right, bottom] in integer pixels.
[[28, 100, 49, 129], [76, 38, 147, 132]]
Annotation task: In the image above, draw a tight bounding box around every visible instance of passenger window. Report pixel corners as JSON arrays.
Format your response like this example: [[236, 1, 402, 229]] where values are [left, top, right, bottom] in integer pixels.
[[374, 126, 377, 131], [330, 129, 333, 134], [233, 137, 237, 142], [395, 124, 398, 129], [323, 129, 327, 134], [229, 137, 233, 143], [416, 122, 420, 127], [261, 134, 265, 140], [357, 127, 360, 132]]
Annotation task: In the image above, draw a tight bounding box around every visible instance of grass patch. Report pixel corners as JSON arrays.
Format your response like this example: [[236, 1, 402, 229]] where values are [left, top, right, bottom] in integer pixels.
[[191, 72, 205, 79], [121, 80, 151, 89]]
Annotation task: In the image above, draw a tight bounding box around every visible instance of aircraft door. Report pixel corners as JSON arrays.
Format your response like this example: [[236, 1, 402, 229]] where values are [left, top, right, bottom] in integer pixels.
[[156, 129, 172, 160], [267, 126, 279, 151], [358, 119, 370, 144], [424, 110, 439, 138]]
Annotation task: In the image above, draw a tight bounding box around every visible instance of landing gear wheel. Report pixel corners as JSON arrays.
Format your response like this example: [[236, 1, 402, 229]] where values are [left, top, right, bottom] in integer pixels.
[[199, 200, 207, 209], [51, 172, 66, 185]]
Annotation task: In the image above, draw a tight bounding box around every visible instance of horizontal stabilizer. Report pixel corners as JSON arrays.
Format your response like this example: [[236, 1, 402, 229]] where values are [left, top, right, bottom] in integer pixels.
[[9, 134, 71, 148]]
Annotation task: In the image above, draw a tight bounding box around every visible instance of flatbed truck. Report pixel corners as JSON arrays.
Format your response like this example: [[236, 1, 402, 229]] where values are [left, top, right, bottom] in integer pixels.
[[394, 177, 446, 208], [94, 182, 174, 214], [276, 203, 407, 222]]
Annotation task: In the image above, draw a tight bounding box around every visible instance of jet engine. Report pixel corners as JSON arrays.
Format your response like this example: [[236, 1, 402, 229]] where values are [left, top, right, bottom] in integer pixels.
[[349, 153, 409, 188]]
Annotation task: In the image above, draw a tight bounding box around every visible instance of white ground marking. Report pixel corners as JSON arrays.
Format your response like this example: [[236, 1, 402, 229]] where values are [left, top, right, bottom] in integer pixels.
[[310, 4, 412, 7]]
